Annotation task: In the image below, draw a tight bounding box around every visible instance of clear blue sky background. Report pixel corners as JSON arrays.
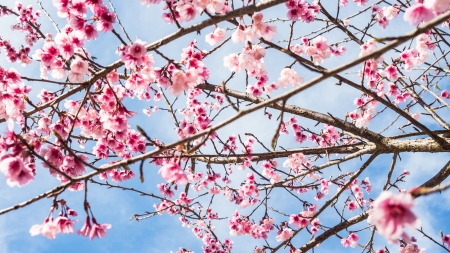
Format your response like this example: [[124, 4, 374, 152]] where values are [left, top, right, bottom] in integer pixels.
[[0, 0, 449, 252]]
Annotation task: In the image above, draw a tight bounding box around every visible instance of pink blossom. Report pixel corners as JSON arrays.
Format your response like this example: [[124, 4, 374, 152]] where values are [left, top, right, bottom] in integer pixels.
[[289, 214, 310, 228], [30, 218, 59, 239], [55, 216, 76, 234], [0, 156, 34, 187], [370, 191, 420, 242], [348, 201, 358, 212], [77, 216, 92, 237], [385, 65, 398, 81], [128, 39, 147, 58], [403, 2, 434, 26], [89, 218, 111, 240], [424, 0, 450, 13], [275, 228, 293, 242], [158, 160, 188, 184], [205, 27, 226, 46], [443, 234, 450, 247], [177, 3, 196, 22], [441, 90, 450, 99], [96, 9, 116, 32]]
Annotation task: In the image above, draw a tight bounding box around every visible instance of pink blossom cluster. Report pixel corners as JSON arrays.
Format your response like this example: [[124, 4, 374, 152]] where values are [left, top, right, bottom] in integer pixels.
[[177, 88, 219, 140], [231, 13, 277, 44], [282, 152, 309, 173], [0, 125, 36, 187], [30, 204, 78, 239], [160, 42, 210, 96], [77, 215, 111, 240], [291, 36, 344, 65], [0, 38, 32, 66], [0, 2, 40, 65], [205, 27, 226, 46], [340, 0, 370, 7], [0, 67, 30, 122], [275, 68, 304, 88], [261, 160, 282, 184], [237, 173, 259, 207], [158, 0, 228, 24], [199, 232, 234, 253], [315, 124, 341, 147], [32, 34, 90, 80], [224, 44, 267, 75], [341, 233, 359, 248], [346, 178, 371, 212], [371, 4, 401, 28], [401, 33, 435, 71], [31, 201, 110, 241], [399, 243, 426, 253], [228, 211, 275, 239], [279, 117, 308, 144], [52, 0, 115, 33], [285, 0, 320, 22], [99, 164, 135, 183]]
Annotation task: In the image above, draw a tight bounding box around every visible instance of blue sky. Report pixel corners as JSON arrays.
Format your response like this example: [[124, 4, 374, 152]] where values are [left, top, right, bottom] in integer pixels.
[[1, 0, 450, 252]]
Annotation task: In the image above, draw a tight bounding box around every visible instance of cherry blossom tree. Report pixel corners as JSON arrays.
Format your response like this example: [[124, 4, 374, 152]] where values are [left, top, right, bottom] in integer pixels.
[[1, 0, 450, 252]]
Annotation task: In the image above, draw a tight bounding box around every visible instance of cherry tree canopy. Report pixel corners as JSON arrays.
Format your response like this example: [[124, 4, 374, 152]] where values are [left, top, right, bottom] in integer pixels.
[[0, 0, 450, 252]]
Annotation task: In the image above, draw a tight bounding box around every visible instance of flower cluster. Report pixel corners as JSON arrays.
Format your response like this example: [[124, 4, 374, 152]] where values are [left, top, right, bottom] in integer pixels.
[[0, 123, 35, 187], [30, 202, 78, 239], [285, 0, 320, 22]]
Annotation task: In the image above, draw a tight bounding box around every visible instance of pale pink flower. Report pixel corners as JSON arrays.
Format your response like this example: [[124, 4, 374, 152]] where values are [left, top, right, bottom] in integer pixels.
[[276, 68, 304, 88], [424, 0, 450, 13], [275, 228, 293, 242], [30, 218, 59, 239], [371, 191, 420, 242], [403, 2, 434, 26], [231, 26, 246, 43], [399, 244, 425, 253], [410, 113, 420, 121], [89, 218, 111, 240], [355, 114, 371, 128], [177, 3, 196, 22], [223, 53, 241, 72], [206, 27, 226, 46], [158, 160, 188, 184]]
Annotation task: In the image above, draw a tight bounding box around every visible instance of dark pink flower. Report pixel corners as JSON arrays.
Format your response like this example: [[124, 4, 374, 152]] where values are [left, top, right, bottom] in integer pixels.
[[0, 156, 34, 187], [443, 234, 450, 247]]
